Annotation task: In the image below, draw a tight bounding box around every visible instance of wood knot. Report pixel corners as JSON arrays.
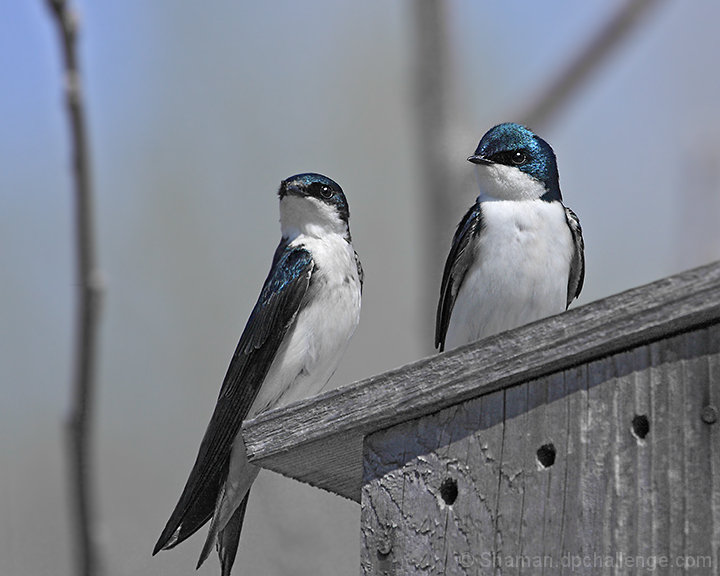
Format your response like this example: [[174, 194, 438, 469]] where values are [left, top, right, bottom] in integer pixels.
[[702, 405, 718, 424]]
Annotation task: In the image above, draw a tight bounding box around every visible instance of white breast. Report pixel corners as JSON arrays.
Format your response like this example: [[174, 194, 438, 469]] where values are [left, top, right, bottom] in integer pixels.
[[444, 199, 573, 350], [216, 231, 362, 536], [248, 233, 362, 414]]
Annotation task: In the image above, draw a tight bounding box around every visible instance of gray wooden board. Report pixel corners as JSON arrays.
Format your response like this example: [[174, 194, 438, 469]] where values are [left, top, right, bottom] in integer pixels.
[[538, 371, 567, 575], [611, 348, 639, 567], [466, 390, 505, 574], [361, 391, 509, 576], [630, 345, 652, 565], [516, 374, 552, 574], [495, 382, 528, 572], [667, 335, 686, 562], [581, 356, 611, 563], [649, 338, 671, 565], [243, 261, 720, 501], [361, 326, 720, 575], [558, 363, 587, 575], [708, 327, 720, 572], [684, 329, 712, 562]]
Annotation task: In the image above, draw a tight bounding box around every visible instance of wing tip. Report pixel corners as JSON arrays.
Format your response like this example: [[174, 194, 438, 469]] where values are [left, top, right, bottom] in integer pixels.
[[153, 526, 178, 556], [434, 330, 444, 353]]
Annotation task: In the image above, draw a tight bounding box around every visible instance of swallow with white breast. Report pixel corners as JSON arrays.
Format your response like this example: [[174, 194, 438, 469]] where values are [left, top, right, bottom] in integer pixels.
[[436, 122, 584, 352], [154, 173, 363, 575]]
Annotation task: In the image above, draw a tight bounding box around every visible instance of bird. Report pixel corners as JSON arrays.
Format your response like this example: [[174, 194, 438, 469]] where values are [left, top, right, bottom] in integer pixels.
[[435, 122, 584, 352], [153, 173, 363, 575]]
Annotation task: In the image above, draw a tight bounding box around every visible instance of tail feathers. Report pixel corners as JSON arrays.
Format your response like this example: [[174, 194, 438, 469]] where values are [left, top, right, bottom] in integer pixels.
[[219, 494, 250, 576], [195, 490, 250, 574], [196, 481, 229, 568], [197, 456, 259, 569]]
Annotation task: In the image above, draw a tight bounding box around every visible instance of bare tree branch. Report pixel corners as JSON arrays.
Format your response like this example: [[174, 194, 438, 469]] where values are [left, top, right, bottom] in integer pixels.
[[412, 0, 463, 352], [44, 1, 103, 575], [520, 0, 667, 129]]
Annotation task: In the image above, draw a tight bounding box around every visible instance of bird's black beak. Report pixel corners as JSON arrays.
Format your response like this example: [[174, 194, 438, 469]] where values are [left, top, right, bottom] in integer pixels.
[[467, 155, 492, 166], [278, 180, 300, 199]]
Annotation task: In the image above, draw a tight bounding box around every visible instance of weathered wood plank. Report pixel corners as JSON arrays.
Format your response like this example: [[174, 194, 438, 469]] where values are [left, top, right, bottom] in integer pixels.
[[465, 390, 505, 573], [629, 345, 652, 565], [708, 327, 720, 572], [398, 406, 452, 574], [435, 400, 486, 575], [682, 328, 716, 564], [515, 375, 551, 571], [494, 382, 528, 573], [611, 348, 640, 567], [361, 391, 511, 575], [243, 262, 720, 501], [664, 336, 686, 561], [361, 326, 720, 575], [537, 371, 568, 574], [558, 363, 587, 575], [649, 338, 671, 565], [360, 424, 405, 576], [583, 357, 614, 563]]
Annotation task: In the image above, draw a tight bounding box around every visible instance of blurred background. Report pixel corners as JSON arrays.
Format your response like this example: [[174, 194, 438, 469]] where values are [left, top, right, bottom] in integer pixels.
[[2, 1, 719, 575]]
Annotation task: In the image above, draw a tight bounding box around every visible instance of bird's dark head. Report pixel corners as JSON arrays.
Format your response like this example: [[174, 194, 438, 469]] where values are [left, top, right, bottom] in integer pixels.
[[278, 173, 351, 239], [468, 123, 561, 201]]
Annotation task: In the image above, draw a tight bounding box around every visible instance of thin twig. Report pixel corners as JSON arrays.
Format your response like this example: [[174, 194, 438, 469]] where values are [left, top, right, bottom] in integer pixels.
[[519, 0, 667, 129], [412, 0, 463, 352], [44, 1, 103, 575]]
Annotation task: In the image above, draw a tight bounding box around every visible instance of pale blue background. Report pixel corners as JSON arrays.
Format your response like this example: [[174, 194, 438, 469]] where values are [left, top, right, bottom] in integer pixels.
[[2, 1, 719, 575]]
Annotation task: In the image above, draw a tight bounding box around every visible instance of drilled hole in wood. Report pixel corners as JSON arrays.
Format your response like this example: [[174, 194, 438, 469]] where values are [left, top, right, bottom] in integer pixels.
[[536, 443, 556, 468], [632, 414, 650, 439], [440, 477, 458, 505]]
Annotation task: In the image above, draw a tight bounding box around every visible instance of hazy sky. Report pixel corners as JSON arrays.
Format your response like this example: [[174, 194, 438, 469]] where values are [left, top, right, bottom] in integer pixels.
[[2, 1, 719, 575]]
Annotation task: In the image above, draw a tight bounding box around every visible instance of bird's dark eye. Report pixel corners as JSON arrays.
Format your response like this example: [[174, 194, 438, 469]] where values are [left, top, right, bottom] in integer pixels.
[[308, 182, 334, 199], [512, 151, 527, 165]]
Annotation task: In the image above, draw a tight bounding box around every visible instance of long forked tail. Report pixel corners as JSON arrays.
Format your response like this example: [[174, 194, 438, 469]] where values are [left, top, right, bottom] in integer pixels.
[[218, 494, 250, 576], [195, 491, 250, 574], [196, 454, 259, 573]]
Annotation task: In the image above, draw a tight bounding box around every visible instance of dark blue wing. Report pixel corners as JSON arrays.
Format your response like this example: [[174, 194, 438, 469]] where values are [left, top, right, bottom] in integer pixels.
[[154, 244, 314, 553], [564, 206, 585, 306], [435, 203, 483, 352]]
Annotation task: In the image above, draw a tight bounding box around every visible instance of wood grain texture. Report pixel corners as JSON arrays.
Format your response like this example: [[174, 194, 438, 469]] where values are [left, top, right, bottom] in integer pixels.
[[243, 261, 720, 501], [708, 327, 720, 571], [361, 326, 720, 575]]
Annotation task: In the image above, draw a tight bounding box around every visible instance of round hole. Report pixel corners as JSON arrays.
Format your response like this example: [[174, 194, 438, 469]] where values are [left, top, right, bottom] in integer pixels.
[[632, 414, 650, 439], [439, 477, 458, 505], [537, 443, 556, 468]]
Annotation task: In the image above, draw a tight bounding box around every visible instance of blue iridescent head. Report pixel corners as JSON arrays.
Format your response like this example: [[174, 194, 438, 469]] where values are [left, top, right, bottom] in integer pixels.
[[278, 172, 352, 240], [279, 172, 349, 223], [468, 123, 561, 201]]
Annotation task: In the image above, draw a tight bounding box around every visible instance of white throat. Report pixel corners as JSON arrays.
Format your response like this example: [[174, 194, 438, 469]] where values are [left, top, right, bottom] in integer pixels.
[[279, 195, 348, 240], [475, 163, 547, 201]]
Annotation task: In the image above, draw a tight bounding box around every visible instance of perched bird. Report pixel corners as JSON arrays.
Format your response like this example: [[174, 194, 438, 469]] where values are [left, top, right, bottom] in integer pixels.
[[435, 122, 584, 352], [153, 173, 363, 575]]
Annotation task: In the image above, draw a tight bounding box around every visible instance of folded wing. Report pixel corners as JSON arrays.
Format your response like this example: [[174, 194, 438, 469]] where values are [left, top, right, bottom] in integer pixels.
[[435, 203, 483, 352], [153, 244, 314, 553]]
